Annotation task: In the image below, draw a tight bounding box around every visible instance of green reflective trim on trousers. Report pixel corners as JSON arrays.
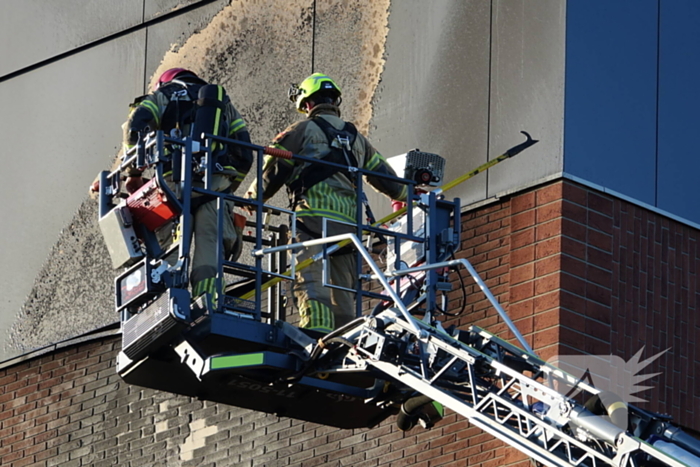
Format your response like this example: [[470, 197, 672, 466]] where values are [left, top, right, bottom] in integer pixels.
[[193, 277, 216, 297], [299, 300, 333, 332]]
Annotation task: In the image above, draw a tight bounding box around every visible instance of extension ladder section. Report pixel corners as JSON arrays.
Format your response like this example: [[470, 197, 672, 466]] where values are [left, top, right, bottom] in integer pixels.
[[313, 306, 692, 467]]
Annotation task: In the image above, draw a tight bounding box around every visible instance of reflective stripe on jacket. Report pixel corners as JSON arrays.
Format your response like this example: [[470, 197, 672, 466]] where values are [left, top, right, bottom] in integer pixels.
[[248, 104, 407, 232], [122, 82, 253, 191]]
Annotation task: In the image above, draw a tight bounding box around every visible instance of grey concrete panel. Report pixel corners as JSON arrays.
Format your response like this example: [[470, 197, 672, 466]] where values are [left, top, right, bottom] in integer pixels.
[[0, 0, 143, 76], [370, 0, 491, 218], [144, 0, 211, 20], [563, 0, 658, 205], [0, 32, 146, 358], [313, 0, 409, 220], [656, 0, 700, 223], [144, 0, 230, 92], [313, 1, 390, 129], [487, 0, 566, 197]]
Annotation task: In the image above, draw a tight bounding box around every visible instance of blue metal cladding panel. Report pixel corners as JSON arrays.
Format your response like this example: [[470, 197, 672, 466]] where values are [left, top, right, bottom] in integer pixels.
[[656, 1, 700, 223], [564, 0, 658, 206]]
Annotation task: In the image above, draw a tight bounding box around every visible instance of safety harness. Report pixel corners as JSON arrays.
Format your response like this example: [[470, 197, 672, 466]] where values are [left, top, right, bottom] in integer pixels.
[[160, 81, 232, 163], [288, 116, 359, 209], [288, 117, 366, 244], [131, 81, 238, 212]]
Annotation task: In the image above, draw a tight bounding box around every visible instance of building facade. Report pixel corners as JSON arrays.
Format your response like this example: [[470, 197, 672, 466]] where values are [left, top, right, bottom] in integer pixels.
[[1, 1, 697, 465]]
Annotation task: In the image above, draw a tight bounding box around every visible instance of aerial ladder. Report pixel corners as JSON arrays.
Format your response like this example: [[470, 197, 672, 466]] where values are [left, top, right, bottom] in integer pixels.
[[96, 128, 700, 467]]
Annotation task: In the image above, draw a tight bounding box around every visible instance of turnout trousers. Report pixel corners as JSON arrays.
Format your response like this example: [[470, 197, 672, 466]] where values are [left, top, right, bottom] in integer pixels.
[[163, 174, 239, 298], [293, 229, 357, 333]]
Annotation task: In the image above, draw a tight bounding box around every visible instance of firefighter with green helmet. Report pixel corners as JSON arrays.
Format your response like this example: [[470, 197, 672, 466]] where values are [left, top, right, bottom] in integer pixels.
[[247, 72, 408, 332]]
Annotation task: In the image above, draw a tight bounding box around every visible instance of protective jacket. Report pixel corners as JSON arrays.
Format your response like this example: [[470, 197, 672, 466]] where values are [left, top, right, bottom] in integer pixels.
[[123, 79, 253, 192], [248, 104, 408, 332], [122, 78, 251, 298], [248, 104, 407, 234]]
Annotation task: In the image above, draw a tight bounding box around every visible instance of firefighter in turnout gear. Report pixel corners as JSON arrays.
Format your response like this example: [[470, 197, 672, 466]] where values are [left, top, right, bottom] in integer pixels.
[[247, 73, 408, 332], [123, 68, 253, 298]]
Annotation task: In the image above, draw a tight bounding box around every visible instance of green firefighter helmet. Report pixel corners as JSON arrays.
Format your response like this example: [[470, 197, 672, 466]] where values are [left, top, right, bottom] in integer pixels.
[[288, 73, 342, 112]]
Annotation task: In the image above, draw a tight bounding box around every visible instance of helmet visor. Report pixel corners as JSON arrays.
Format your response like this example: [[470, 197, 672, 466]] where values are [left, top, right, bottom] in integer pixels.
[[288, 83, 302, 103]]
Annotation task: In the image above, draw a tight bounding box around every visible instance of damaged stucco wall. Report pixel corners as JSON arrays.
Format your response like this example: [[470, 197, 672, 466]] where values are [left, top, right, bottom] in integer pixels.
[[0, 0, 233, 359], [4, 0, 393, 357], [4, 0, 568, 360]]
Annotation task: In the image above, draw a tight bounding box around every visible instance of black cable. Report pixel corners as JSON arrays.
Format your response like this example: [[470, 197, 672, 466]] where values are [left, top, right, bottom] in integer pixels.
[[454, 265, 468, 316], [141, 0, 149, 93], [311, 0, 316, 73], [406, 274, 419, 290], [0, 0, 221, 84], [438, 252, 467, 318]]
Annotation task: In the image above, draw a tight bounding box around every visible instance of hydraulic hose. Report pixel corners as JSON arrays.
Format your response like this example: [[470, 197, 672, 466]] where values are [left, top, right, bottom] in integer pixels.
[[396, 395, 443, 431]]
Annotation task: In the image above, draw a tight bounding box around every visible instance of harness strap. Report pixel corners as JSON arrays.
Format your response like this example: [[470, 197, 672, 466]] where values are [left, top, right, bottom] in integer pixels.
[[160, 83, 200, 132], [196, 97, 227, 110], [160, 83, 238, 175], [288, 117, 359, 207]]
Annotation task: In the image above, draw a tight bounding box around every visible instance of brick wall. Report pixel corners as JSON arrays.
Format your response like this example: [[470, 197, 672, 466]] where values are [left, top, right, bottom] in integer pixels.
[[512, 181, 699, 431], [1, 179, 697, 466], [0, 335, 532, 467]]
